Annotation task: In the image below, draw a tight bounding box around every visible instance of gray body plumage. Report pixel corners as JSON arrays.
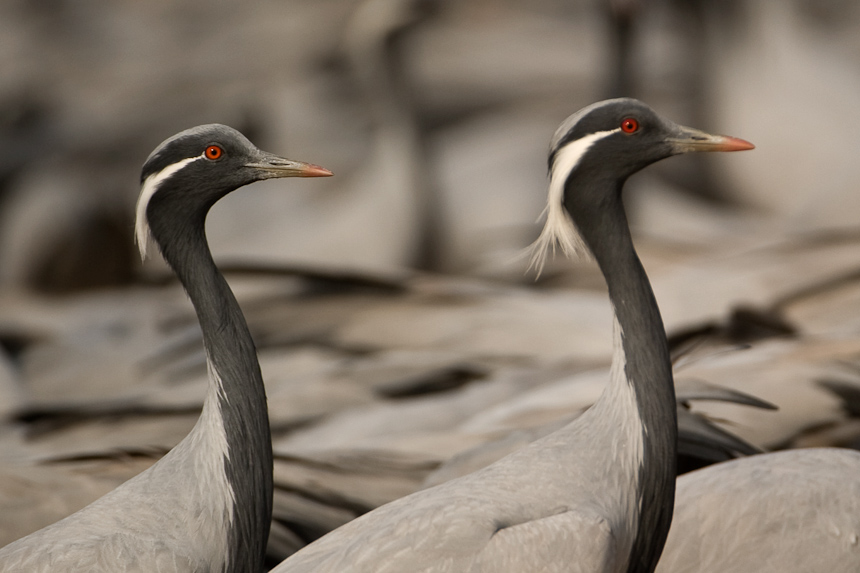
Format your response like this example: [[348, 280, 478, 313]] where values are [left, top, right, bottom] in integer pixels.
[[276, 364, 647, 573], [0, 124, 330, 572], [0, 402, 233, 572], [274, 99, 752, 573], [660, 448, 860, 573]]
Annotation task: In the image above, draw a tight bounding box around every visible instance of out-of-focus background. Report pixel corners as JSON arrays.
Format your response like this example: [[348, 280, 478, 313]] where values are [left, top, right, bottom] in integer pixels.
[[2, 0, 860, 566], [2, 0, 860, 286]]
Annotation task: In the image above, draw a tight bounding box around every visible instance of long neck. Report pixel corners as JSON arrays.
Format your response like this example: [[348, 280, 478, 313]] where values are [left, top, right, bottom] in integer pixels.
[[153, 209, 273, 573], [351, 27, 440, 271], [568, 181, 677, 573]]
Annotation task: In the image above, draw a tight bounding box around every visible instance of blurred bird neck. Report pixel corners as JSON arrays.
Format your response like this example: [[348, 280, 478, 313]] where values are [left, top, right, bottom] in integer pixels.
[[350, 30, 441, 271]]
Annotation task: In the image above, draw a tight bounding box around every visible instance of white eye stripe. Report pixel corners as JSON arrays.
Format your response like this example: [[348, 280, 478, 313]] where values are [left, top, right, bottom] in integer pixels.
[[135, 153, 206, 260], [549, 128, 620, 187], [528, 128, 620, 274]]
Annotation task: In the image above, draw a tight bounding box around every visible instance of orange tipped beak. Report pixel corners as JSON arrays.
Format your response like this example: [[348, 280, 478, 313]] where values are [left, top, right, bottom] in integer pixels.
[[700, 135, 755, 152], [298, 163, 334, 177]]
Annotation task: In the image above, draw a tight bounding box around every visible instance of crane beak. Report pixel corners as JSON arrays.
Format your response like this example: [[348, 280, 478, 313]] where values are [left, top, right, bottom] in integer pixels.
[[668, 126, 755, 154], [246, 153, 333, 179]]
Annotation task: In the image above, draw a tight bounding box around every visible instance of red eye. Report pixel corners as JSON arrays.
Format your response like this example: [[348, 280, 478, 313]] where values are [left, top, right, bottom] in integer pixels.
[[621, 118, 639, 133], [205, 145, 223, 160]]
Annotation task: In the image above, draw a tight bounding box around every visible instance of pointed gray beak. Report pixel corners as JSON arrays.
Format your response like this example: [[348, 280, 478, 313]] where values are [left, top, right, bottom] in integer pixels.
[[668, 126, 755, 154], [246, 153, 333, 179]]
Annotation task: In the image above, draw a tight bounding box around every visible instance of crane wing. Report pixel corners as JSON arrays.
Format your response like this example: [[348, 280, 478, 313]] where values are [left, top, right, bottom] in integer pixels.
[[473, 509, 619, 573]]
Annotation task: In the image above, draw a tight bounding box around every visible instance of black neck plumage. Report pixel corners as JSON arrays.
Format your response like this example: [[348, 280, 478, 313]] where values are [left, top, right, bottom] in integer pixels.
[[565, 176, 677, 573], [148, 199, 274, 573]]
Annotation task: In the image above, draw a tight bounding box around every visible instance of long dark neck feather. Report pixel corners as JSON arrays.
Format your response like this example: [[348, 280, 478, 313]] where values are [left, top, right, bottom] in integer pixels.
[[149, 202, 273, 573], [566, 177, 677, 573]]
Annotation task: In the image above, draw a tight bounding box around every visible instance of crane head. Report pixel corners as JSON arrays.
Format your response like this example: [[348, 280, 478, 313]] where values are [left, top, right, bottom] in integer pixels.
[[530, 98, 753, 273], [135, 124, 331, 260]]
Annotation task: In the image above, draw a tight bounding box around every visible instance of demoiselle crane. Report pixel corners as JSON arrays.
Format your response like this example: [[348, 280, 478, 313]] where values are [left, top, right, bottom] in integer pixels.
[[0, 124, 331, 572], [659, 447, 860, 572], [272, 98, 753, 572]]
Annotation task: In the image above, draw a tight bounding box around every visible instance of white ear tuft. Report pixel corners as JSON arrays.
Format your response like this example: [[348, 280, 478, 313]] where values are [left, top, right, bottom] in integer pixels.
[[134, 193, 152, 261], [135, 155, 203, 260], [527, 129, 619, 276], [527, 198, 590, 276], [135, 176, 156, 261]]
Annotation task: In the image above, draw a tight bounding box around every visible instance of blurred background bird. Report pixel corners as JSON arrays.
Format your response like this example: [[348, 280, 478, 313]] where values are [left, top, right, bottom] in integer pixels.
[[2, 0, 860, 569]]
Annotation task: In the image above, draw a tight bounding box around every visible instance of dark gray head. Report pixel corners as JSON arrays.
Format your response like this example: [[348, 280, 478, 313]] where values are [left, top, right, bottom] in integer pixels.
[[549, 98, 753, 178], [531, 98, 753, 271], [136, 123, 332, 259]]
